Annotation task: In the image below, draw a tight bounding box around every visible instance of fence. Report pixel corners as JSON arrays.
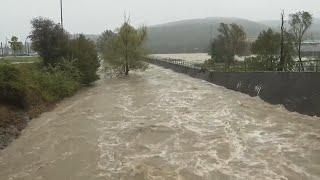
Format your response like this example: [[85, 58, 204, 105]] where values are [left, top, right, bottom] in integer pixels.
[[146, 58, 320, 72]]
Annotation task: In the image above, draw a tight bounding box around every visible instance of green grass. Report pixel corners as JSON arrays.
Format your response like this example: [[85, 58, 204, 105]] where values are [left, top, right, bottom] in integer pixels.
[[0, 56, 41, 64]]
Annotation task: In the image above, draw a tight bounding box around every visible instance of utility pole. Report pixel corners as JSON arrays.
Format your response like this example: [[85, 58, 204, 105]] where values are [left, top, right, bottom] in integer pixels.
[[60, 0, 63, 28]]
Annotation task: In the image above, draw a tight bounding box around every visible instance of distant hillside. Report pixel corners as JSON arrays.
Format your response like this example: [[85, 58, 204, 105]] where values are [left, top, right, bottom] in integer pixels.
[[145, 17, 269, 54], [91, 17, 320, 54]]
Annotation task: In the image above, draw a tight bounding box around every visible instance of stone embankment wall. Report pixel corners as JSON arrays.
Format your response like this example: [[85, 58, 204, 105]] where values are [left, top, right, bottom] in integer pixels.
[[148, 58, 320, 116]]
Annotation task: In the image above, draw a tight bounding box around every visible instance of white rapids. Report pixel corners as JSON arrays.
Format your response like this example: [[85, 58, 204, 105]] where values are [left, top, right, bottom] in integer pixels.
[[0, 65, 319, 180]]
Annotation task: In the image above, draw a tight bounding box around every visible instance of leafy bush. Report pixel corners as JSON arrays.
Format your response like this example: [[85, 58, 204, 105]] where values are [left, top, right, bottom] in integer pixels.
[[0, 60, 81, 108], [28, 61, 81, 102], [69, 35, 100, 84], [0, 64, 26, 107]]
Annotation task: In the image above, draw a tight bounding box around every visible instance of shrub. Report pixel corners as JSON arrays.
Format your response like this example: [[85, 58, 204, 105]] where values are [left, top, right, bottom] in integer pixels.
[[29, 61, 81, 102], [0, 60, 81, 109], [69, 35, 100, 85], [0, 64, 26, 107]]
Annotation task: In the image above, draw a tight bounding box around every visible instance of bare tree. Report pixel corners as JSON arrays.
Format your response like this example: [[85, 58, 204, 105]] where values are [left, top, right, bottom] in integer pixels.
[[279, 10, 285, 71], [289, 11, 313, 71]]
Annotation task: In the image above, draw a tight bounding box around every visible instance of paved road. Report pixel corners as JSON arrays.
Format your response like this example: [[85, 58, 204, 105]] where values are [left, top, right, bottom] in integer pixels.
[[1, 65, 319, 180]]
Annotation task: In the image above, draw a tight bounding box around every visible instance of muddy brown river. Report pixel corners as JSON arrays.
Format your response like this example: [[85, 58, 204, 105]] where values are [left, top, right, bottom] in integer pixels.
[[0, 65, 320, 180]]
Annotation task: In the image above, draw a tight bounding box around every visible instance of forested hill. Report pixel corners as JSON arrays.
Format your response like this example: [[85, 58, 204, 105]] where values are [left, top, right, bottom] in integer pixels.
[[145, 17, 320, 54], [145, 17, 269, 54], [88, 17, 320, 54]]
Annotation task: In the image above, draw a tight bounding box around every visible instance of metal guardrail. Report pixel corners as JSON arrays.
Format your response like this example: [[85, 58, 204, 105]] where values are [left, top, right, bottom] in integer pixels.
[[147, 58, 320, 72]]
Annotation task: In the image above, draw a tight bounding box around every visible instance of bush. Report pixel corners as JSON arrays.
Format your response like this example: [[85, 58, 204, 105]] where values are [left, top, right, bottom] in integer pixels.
[[0, 60, 81, 109], [244, 56, 279, 71], [0, 64, 26, 107], [35, 68, 79, 102], [69, 35, 100, 85]]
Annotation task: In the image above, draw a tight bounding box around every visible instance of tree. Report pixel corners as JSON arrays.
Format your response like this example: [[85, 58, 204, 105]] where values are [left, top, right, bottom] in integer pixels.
[[289, 11, 313, 71], [279, 11, 285, 71], [282, 32, 295, 71], [251, 28, 295, 71], [210, 23, 246, 67], [9, 36, 23, 56], [97, 30, 115, 53], [251, 29, 280, 70], [69, 35, 100, 84], [103, 20, 148, 76], [30, 17, 69, 66]]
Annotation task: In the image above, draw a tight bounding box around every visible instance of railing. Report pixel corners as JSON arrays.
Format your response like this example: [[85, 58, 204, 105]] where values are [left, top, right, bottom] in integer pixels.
[[147, 58, 320, 72]]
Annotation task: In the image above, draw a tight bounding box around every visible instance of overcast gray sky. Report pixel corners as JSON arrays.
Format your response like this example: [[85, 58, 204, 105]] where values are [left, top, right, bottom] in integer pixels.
[[1, 0, 319, 42]]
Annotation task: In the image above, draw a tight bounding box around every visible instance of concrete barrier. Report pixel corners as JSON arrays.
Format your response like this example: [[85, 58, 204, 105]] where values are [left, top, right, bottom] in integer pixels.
[[148, 58, 320, 117]]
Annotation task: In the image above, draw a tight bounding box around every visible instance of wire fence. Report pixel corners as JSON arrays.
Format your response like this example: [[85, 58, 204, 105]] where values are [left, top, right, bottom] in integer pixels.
[[147, 58, 320, 72]]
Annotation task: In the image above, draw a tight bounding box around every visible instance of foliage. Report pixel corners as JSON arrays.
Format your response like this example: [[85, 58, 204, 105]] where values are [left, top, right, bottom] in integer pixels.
[[103, 21, 148, 75], [251, 29, 280, 71], [31, 64, 80, 102], [69, 35, 100, 84], [210, 23, 247, 67], [289, 11, 313, 70], [97, 30, 115, 53], [30, 17, 70, 66], [249, 27, 295, 71], [0, 64, 26, 107], [251, 29, 280, 56], [30, 18, 99, 84], [281, 32, 296, 71], [9, 36, 23, 56], [0, 60, 81, 109]]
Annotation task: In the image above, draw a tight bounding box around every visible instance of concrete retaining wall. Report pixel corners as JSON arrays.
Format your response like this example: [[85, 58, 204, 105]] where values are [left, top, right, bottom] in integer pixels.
[[148, 59, 320, 117]]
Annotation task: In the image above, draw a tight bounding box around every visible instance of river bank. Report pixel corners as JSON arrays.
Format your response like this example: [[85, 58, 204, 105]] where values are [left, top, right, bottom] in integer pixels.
[[0, 61, 83, 149], [148, 58, 320, 117], [0, 103, 55, 149]]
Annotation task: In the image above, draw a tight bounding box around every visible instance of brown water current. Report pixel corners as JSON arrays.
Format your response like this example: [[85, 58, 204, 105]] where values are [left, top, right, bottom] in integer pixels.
[[0, 65, 320, 180]]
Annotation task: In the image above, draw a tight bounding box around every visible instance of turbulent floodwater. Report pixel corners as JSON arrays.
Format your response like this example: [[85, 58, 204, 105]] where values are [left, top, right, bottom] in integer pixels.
[[1, 65, 320, 180]]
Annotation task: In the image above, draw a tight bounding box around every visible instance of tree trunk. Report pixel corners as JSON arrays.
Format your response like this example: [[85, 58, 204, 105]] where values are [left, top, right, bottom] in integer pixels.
[[298, 43, 304, 71], [125, 62, 129, 75], [279, 11, 285, 71]]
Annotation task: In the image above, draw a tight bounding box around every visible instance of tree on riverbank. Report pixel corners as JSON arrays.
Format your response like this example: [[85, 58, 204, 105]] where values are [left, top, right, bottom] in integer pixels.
[[248, 28, 295, 71], [30, 17, 99, 84], [102, 20, 148, 76], [30, 17, 69, 66], [69, 35, 100, 84], [210, 23, 247, 67], [289, 11, 313, 71]]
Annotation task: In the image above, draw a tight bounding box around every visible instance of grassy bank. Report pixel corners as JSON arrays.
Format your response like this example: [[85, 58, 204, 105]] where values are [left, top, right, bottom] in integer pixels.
[[0, 59, 83, 149]]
